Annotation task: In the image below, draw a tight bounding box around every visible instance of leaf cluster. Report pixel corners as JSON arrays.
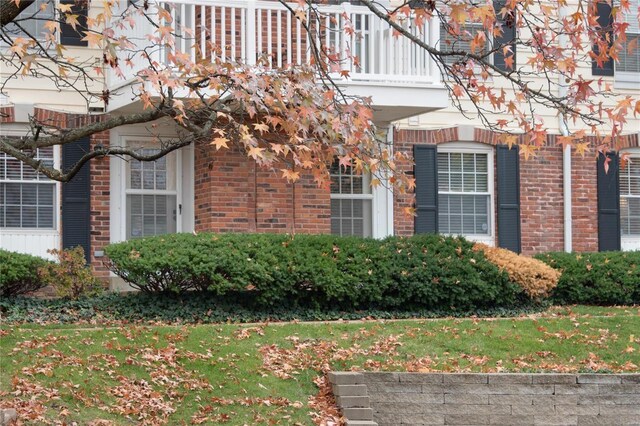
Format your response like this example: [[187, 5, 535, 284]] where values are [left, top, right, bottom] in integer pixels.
[[536, 252, 640, 305], [0, 249, 50, 297], [104, 233, 528, 311], [474, 243, 560, 299]]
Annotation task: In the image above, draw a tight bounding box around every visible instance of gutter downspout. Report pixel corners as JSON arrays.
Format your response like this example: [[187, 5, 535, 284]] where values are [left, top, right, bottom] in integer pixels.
[[559, 4, 572, 253]]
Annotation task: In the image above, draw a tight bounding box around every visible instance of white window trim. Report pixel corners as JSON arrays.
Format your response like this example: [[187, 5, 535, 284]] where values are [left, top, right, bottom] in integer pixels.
[[437, 141, 495, 246], [0, 131, 61, 235], [330, 163, 374, 238], [118, 136, 183, 241], [620, 147, 640, 251]]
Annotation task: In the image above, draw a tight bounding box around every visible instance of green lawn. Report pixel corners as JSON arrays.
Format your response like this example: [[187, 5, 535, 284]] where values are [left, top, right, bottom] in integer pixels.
[[1, 306, 639, 425]]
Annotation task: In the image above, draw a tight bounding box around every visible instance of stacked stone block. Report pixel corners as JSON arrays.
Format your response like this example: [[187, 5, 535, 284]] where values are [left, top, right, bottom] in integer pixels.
[[328, 372, 640, 426]]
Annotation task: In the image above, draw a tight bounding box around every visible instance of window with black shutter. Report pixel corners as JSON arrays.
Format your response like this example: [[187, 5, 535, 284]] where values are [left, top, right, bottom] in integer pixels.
[[59, 0, 88, 47]]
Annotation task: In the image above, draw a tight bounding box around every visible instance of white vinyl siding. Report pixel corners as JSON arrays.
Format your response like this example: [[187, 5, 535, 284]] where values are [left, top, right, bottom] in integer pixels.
[[330, 160, 373, 237], [0, 148, 56, 229]]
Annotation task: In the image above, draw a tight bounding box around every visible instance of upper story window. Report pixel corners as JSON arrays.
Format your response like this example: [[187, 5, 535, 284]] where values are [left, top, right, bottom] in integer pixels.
[[330, 160, 372, 237], [620, 154, 640, 237], [617, 0, 639, 77], [593, 0, 639, 86], [437, 146, 493, 241], [439, 1, 516, 71], [0, 147, 56, 229], [2, 0, 55, 41]]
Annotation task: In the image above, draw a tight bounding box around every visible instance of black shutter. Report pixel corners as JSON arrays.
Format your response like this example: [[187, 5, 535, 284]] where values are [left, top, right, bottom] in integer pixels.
[[493, 0, 516, 71], [496, 144, 521, 253], [414, 145, 438, 233], [592, 1, 614, 76], [60, 0, 88, 47], [597, 152, 621, 251], [62, 137, 91, 263]]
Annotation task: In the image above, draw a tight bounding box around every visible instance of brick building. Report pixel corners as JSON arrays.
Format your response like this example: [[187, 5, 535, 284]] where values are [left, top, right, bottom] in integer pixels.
[[1, 0, 639, 285]]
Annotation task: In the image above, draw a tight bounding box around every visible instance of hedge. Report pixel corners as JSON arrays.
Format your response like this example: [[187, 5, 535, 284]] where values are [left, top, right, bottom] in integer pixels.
[[535, 251, 640, 305], [105, 233, 529, 311], [0, 249, 50, 297]]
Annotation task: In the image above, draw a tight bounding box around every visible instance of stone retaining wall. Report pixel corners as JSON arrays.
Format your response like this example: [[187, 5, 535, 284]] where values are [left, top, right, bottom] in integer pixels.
[[328, 372, 640, 426]]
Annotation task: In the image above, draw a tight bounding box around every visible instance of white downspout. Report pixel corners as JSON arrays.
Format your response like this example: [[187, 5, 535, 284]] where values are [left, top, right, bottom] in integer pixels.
[[559, 4, 572, 252]]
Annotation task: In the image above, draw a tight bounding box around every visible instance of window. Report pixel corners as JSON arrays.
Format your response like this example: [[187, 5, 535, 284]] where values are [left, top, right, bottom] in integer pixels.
[[620, 155, 640, 237], [330, 160, 372, 237], [437, 149, 492, 239], [2, 0, 55, 41], [617, 0, 639, 80], [439, 23, 488, 66], [125, 148, 178, 239], [0, 148, 56, 229]]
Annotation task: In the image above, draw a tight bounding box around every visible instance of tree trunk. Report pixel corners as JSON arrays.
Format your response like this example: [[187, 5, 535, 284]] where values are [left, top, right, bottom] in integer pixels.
[[0, 0, 35, 28]]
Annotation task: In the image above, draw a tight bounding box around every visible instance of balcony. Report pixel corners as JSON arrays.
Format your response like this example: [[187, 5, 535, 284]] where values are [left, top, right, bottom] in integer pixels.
[[107, 0, 448, 122]]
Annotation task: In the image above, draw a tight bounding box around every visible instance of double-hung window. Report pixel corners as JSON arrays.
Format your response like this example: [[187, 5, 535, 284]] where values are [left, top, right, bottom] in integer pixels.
[[620, 154, 640, 246], [617, 0, 640, 86], [0, 147, 56, 229], [330, 160, 373, 237], [2, 0, 55, 41], [125, 148, 178, 239], [437, 146, 493, 243]]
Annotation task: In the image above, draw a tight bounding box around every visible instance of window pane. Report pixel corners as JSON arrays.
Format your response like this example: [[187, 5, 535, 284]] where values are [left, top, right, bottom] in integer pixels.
[[38, 206, 54, 228], [22, 186, 37, 205], [463, 153, 475, 172], [476, 174, 488, 192], [6, 160, 21, 180], [476, 154, 488, 172], [5, 183, 21, 205], [450, 173, 463, 191], [130, 170, 142, 189], [6, 206, 21, 227], [450, 153, 462, 172], [331, 219, 341, 235], [22, 206, 37, 228], [463, 174, 475, 192], [143, 170, 155, 190], [438, 172, 448, 192], [331, 199, 341, 218]]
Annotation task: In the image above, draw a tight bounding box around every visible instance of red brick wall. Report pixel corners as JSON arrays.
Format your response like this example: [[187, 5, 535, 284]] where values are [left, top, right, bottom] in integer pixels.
[[519, 145, 565, 254], [194, 144, 330, 234], [89, 131, 111, 278]]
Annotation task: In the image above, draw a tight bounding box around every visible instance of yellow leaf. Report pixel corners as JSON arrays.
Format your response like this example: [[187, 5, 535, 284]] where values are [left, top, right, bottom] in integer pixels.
[[253, 122, 269, 135], [57, 2, 73, 12], [65, 14, 80, 31], [449, 4, 469, 24], [210, 137, 229, 151]]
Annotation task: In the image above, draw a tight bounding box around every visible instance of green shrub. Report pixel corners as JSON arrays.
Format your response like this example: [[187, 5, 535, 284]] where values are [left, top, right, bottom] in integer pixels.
[[535, 251, 640, 305], [105, 233, 528, 311], [0, 249, 50, 297], [39, 247, 103, 299]]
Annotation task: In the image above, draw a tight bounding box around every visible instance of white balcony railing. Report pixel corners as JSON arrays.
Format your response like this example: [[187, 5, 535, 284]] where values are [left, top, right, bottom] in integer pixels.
[[108, 0, 441, 92]]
